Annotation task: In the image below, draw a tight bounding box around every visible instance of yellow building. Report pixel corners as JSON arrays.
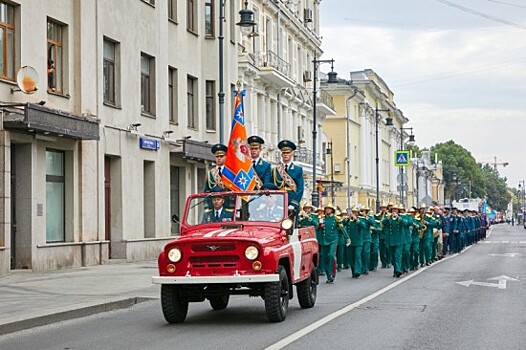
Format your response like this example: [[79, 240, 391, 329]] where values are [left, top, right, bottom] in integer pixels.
[[321, 69, 413, 211]]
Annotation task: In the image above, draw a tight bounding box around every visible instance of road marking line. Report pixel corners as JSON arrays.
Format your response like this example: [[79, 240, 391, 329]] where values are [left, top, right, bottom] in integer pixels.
[[501, 240, 509, 243], [265, 244, 472, 350]]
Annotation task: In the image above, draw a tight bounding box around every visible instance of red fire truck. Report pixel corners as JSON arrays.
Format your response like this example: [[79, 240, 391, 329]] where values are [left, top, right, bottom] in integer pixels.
[[152, 190, 319, 323]]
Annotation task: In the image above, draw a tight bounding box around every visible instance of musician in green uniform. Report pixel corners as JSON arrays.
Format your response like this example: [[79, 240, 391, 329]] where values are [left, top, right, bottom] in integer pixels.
[[419, 207, 440, 266], [358, 207, 372, 275], [375, 204, 390, 268], [319, 204, 345, 283], [382, 204, 410, 278], [408, 207, 422, 270], [346, 207, 366, 278], [314, 207, 326, 275], [298, 204, 318, 228], [399, 205, 412, 274]]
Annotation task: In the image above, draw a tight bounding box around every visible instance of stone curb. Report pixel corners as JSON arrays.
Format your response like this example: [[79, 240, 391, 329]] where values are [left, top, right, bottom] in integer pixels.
[[0, 297, 155, 336]]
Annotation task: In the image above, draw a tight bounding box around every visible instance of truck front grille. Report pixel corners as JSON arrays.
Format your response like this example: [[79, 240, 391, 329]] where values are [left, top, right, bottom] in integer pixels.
[[189, 255, 239, 268]]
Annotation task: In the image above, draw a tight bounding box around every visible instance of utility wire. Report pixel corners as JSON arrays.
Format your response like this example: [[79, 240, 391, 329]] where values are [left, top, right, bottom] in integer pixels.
[[393, 57, 526, 88], [485, 0, 526, 9], [433, 0, 526, 30]]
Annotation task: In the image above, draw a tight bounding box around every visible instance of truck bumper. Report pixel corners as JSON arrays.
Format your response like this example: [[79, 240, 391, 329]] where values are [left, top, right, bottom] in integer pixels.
[[152, 274, 280, 285]]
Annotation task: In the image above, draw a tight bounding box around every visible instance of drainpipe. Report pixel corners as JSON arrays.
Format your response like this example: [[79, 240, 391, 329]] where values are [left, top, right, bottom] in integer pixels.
[[345, 87, 357, 210]]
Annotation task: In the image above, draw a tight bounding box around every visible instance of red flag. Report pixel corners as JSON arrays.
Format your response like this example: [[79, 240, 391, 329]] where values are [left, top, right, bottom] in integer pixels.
[[222, 89, 256, 192]]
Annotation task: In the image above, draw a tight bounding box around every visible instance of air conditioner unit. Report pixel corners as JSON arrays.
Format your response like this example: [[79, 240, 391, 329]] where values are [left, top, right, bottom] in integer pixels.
[[304, 8, 313, 23], [303, 70, 312, 82]]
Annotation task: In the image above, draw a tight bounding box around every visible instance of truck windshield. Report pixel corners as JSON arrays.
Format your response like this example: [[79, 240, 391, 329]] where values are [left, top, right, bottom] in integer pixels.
[[185, 193, 286, 226]]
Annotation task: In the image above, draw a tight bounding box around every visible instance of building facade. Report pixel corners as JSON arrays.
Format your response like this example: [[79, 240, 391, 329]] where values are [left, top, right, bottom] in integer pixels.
[[322, 69, 411, 211], [0, 0, 327, 275]]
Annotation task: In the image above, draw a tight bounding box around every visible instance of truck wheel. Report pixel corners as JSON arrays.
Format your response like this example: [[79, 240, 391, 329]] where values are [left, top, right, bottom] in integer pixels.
[[265, 265, 289, 322], [209, 293, 230, 310], [161, 284, 188, 324], [297, 266, 318, 309]]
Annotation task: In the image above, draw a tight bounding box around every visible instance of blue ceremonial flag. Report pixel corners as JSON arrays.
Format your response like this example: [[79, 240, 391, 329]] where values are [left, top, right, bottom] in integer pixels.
[[222, 89, 256, 192]]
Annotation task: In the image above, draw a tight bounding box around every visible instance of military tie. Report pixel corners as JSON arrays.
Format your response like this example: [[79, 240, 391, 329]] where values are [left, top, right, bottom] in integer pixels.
[[285, 164, 288, 172], [218, 167, 222, 177], [215, 211, 219, 221], [252, 160, 256, 168]]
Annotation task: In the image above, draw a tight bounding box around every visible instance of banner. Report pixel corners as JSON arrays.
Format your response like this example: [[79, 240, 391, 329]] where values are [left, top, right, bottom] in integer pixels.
[[222, 89, 256, 192]]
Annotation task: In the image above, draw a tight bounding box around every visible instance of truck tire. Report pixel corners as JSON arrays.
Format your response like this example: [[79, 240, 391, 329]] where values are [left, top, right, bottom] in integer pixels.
[[161, 284, 188, 324], [297, 265, 318, 308], [265, 265, 289, 322], [209, 293, 230, 310]]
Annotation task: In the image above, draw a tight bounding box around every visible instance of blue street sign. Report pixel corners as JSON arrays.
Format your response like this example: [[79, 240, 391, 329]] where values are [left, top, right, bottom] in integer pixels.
[[139, 137, 160, 151], [394, 150, 410, 167]]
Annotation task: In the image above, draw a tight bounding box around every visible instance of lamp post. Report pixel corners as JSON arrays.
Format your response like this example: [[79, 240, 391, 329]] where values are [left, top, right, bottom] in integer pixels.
[[311, 56, 335, 208], [396, 127, 415, 207], [218, 0, 255, 144], [519, 180, 525, 224], [375, 107, 391, 212], [326, 140, 335, 205], [449, 173, 458, 207]]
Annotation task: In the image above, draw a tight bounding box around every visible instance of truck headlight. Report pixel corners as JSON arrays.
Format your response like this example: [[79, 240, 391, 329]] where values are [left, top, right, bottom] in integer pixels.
[[244, 245, 259, 260], [281, 218, 293, 230], [167, 248, 182, 263]]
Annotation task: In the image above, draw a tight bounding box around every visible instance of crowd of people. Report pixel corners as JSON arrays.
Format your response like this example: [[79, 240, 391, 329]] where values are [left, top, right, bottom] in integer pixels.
[[201, 135, 489, 284], [299, 203, 490, 283]]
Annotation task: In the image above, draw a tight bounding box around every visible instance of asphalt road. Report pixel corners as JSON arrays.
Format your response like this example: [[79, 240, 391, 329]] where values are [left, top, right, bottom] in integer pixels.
[[0, 224, 524, 350]]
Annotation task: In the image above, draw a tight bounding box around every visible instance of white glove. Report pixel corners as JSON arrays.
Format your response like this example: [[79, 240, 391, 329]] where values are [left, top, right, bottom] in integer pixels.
[[288, 205, 295, 210]]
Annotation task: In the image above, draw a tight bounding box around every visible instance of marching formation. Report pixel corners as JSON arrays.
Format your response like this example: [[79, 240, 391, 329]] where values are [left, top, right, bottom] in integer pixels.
[[299, 202, 490, 283], [203, 134, 489, 284]]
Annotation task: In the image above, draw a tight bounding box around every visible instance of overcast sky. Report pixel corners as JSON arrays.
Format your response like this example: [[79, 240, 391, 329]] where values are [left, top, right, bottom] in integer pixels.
[[319, 0, 526, 189]]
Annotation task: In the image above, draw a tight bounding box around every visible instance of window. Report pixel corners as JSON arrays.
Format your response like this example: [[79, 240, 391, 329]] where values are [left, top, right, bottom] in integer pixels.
[[169, 66, 178, 123], [47, 19, 66, 93], [187, 75, 197, 129], [168, 0, 177, 21], [0, 1, 15, 80], [187, 0, 196, 33], [46, 150, 65, 243], [103, 38, 119, 105], [204, 0, 214, 37], [141, 53, 156, 115], [205, 80, 216, 131]]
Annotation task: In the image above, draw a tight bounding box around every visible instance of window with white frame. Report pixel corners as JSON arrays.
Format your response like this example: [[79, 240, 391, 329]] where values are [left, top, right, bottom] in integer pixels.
[[47, 19, 66, 93], [205, 80, 216, 131], [187, 75, 198, 129], [141, 53, 156, 115]]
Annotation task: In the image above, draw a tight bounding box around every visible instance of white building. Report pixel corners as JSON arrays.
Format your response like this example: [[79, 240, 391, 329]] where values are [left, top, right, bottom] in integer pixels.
[[0, 0, 326, 275]]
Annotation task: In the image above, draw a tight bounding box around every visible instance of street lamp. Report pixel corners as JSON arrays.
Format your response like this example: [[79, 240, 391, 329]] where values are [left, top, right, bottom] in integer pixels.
[[395, 126, 415, 207], [218, 0, 255, 144], [311, 56, 335, 208], [375, 107, 392, 212], [326, 140, 335, 205], [519, 180, 525, 224]]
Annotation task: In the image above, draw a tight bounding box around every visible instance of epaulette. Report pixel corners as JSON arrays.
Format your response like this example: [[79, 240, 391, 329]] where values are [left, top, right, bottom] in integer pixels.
[[225, 208, 234, 212], [204, 209, 213, 213]]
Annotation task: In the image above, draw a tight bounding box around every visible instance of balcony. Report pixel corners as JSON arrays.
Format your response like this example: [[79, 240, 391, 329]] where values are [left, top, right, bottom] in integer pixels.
[[255, 50, 295, 89], [316, 88, 336, 115]]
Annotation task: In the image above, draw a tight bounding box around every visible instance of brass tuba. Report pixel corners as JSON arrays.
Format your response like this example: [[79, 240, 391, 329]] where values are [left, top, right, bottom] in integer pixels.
[[418, 215, 427, 239]]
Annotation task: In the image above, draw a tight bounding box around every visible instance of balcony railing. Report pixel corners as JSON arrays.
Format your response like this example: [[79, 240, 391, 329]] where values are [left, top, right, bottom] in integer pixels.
[[317, 88, 334, 110], [256, 50, 291, 78], [295, 146, 323, 167]]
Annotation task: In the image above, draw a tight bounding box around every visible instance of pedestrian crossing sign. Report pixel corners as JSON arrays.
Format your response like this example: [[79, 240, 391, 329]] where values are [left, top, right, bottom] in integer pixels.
[[394, 150, 410, 167]]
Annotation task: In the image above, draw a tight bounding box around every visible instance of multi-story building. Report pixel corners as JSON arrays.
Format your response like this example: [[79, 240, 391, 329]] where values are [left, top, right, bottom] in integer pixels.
[[238, 0, 332, 202], [0, 0, 327, 275], [321, 69, 411, 211]]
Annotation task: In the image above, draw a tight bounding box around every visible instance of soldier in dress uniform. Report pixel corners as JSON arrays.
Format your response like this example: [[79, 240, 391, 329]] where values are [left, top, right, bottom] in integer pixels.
[[247, 135, 272, 189], [269, 140, 304, 213], [253, 195, 285, 222], [202, 195, 234, 223], [204, 143, 228, 193]]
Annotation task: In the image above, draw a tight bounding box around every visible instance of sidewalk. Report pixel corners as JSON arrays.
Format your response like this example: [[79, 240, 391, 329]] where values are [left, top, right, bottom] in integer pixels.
[[0, 260, 160, 336]]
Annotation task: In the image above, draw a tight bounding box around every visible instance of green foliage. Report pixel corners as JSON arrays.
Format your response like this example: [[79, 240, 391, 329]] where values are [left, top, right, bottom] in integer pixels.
[[430, 140, 511, 211]]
